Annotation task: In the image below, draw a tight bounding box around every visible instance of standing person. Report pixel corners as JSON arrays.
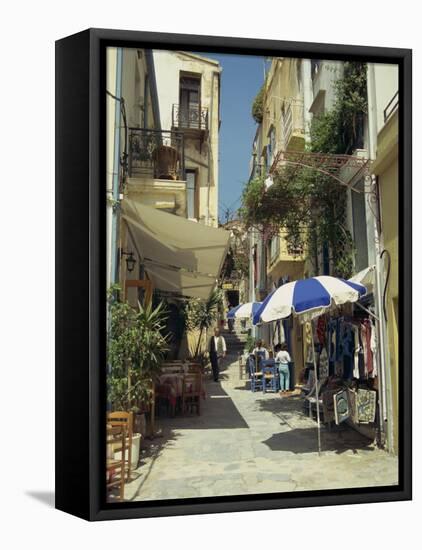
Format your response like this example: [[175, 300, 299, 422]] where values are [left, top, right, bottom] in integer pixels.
[[209, 327, 227, 382], [275, 342, 291, 394]]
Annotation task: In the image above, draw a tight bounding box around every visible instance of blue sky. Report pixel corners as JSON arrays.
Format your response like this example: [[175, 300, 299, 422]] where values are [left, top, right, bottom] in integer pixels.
[[201, 53, 265, 223]]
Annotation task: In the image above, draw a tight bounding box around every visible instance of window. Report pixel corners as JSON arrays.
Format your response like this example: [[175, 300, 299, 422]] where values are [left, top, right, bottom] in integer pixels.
[[311, 60, 321, 81], [270, 235, 280, 263], [179, 74, 201, 129], [186, 170, 198, 219], [267, 125, 276, 166]]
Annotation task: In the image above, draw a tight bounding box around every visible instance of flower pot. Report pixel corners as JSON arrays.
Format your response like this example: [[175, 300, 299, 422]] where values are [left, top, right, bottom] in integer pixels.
[[129, 433, 142, 469], [134, 412, 147, 437], [153, 145, 178, 180], [114, 433, 142, 469]]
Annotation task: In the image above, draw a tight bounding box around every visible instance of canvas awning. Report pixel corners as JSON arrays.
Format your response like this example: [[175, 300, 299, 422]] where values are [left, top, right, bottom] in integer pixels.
[[121, 199, 230, 300]]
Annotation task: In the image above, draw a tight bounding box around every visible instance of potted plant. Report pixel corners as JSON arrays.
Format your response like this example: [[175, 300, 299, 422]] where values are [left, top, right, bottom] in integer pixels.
[[183, 289, 221, 359], [152, 145, 179, 180], [107, 285, 169, 465]]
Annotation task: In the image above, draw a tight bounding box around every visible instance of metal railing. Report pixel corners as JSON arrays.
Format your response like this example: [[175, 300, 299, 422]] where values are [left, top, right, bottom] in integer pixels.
[[383, 91, 399, 123], [172, 104, 208, 131], [128, 128, 185, 180]]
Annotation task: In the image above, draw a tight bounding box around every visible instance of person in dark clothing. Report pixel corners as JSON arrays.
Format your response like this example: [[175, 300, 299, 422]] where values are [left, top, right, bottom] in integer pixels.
[[209, 327, 227, 382]]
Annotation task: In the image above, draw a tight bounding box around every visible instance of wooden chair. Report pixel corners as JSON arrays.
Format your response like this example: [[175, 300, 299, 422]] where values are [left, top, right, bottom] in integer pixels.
[[161, 364, 184, 374], [182, 372, 202, 415], [184, 363, 201, 374], [107, 411, 133, 481], [106, 424, 126, 501], [249, 355, 263, 392]]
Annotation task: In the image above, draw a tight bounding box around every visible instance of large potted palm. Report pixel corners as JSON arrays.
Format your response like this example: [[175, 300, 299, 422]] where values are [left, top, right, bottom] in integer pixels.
[[184, 289, 221, 360], [107, 286, 169, 466]]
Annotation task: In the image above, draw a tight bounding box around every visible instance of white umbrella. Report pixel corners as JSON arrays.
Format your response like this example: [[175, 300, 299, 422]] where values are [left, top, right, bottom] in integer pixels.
[[227, 302, 262, 319]]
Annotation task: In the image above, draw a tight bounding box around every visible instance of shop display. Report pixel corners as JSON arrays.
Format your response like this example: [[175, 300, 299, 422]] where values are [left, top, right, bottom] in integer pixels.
[[357, 389, 377, 424]]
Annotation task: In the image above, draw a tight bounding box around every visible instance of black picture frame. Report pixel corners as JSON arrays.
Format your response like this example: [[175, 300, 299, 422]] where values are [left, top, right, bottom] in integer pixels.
[[55, 28, 412, 521]]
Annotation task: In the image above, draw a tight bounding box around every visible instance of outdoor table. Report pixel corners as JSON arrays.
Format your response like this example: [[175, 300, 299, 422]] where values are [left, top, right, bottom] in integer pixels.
[[155, 372, 206, 415], [155, 373, 185, 414]]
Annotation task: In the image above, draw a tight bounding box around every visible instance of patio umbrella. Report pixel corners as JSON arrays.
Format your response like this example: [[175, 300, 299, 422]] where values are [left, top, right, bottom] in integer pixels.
[[227, 301, 262, 319], [253, 275, 367, 454]]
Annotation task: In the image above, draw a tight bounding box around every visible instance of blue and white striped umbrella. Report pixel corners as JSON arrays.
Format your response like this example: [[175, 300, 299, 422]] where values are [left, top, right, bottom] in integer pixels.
[[253, 276, 367, 325], [227, 301, 262, 319]]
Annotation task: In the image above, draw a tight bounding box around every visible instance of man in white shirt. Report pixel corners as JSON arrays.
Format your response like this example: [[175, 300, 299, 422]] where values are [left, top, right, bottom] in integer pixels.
[[209, 327, 227, 382], [251, 340, 269, 360]]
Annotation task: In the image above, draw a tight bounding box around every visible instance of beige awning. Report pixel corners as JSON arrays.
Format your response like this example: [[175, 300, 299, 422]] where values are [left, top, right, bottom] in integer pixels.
[[122, 199, 230, 300]]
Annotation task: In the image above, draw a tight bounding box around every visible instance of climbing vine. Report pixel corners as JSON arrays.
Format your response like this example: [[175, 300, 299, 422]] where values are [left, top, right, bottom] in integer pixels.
[[241, 62, 367, 278], [251, 83, 265, 123]]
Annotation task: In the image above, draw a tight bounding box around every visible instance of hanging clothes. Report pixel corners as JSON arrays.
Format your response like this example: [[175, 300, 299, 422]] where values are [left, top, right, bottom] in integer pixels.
[[319, 347, 329, 379], [358, 328, 366, 379], [352, 325, 360, 379], [317, 317, 326, 345], [342, 324, 354, 379], [335, 318, 343, 361], [361, 319, 373, 376], [328, 319, 336, 362], [370, 320, 378, 378]]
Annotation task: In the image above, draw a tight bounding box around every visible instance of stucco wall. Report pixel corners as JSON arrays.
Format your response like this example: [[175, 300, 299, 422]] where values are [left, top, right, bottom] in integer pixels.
[[373, 64, 399, 135], [153, 51, 221, 226], [378, 146, 399, 452]]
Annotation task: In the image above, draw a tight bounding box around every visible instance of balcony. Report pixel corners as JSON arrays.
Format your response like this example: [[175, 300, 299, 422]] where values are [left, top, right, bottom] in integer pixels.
[[127, 128, 187, 217], [310, 60, 343, 115], [172, 104, 209, 134], [282, 99, 305, 151], [128, 128, 185, 180], [384, 91, 398, 123]]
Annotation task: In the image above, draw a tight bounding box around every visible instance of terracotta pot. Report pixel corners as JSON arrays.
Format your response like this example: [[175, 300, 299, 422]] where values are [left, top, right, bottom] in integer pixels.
[[153, 145, 178, 180]]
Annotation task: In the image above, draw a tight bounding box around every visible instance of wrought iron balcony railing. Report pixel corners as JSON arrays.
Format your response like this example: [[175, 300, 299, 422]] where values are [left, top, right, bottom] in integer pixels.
[[172, 104, 209, 131], [128, 128, 185, 180], [384, 91, 398, 123]]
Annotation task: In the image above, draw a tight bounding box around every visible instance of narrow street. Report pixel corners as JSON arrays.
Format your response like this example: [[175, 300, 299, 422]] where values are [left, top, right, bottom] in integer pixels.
[[125, 330, 398, 502]]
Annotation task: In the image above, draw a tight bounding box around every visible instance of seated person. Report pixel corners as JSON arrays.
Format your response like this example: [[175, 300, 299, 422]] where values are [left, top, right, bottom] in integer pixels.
[[250, 340, 269, 374]]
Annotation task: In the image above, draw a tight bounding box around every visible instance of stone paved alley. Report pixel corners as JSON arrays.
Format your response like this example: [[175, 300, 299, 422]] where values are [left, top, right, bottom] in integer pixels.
[[124, 353, 398, 501]]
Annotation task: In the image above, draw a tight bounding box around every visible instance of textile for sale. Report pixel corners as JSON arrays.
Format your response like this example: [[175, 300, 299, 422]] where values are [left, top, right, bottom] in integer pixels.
[[370, 322, 378, 378], [334, 389, 350, 425], [319, 347, 329, 379], [352, 325, 360, 379], [356, 388, 377, 423]]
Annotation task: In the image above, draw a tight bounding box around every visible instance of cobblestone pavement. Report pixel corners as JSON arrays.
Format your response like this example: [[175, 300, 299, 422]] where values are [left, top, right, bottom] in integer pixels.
[[123, 355, 398, 502]]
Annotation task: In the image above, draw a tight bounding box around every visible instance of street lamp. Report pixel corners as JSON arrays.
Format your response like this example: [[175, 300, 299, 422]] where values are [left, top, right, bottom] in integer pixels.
[[121, 250, 137, 273]]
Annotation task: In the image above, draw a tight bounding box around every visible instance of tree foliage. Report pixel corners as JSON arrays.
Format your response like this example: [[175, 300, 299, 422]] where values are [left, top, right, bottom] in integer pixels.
[[252, 83, 265, 123], [241, 62, 367, 278], [183, 288, 222, 358]]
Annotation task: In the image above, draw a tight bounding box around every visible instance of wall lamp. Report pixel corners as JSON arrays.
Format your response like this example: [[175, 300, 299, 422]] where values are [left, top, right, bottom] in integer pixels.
[[121, 250, 137, 273]]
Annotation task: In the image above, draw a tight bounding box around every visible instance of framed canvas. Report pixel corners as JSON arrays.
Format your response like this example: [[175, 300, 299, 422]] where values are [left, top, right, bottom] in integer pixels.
[[55, 28, 412, 521]]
